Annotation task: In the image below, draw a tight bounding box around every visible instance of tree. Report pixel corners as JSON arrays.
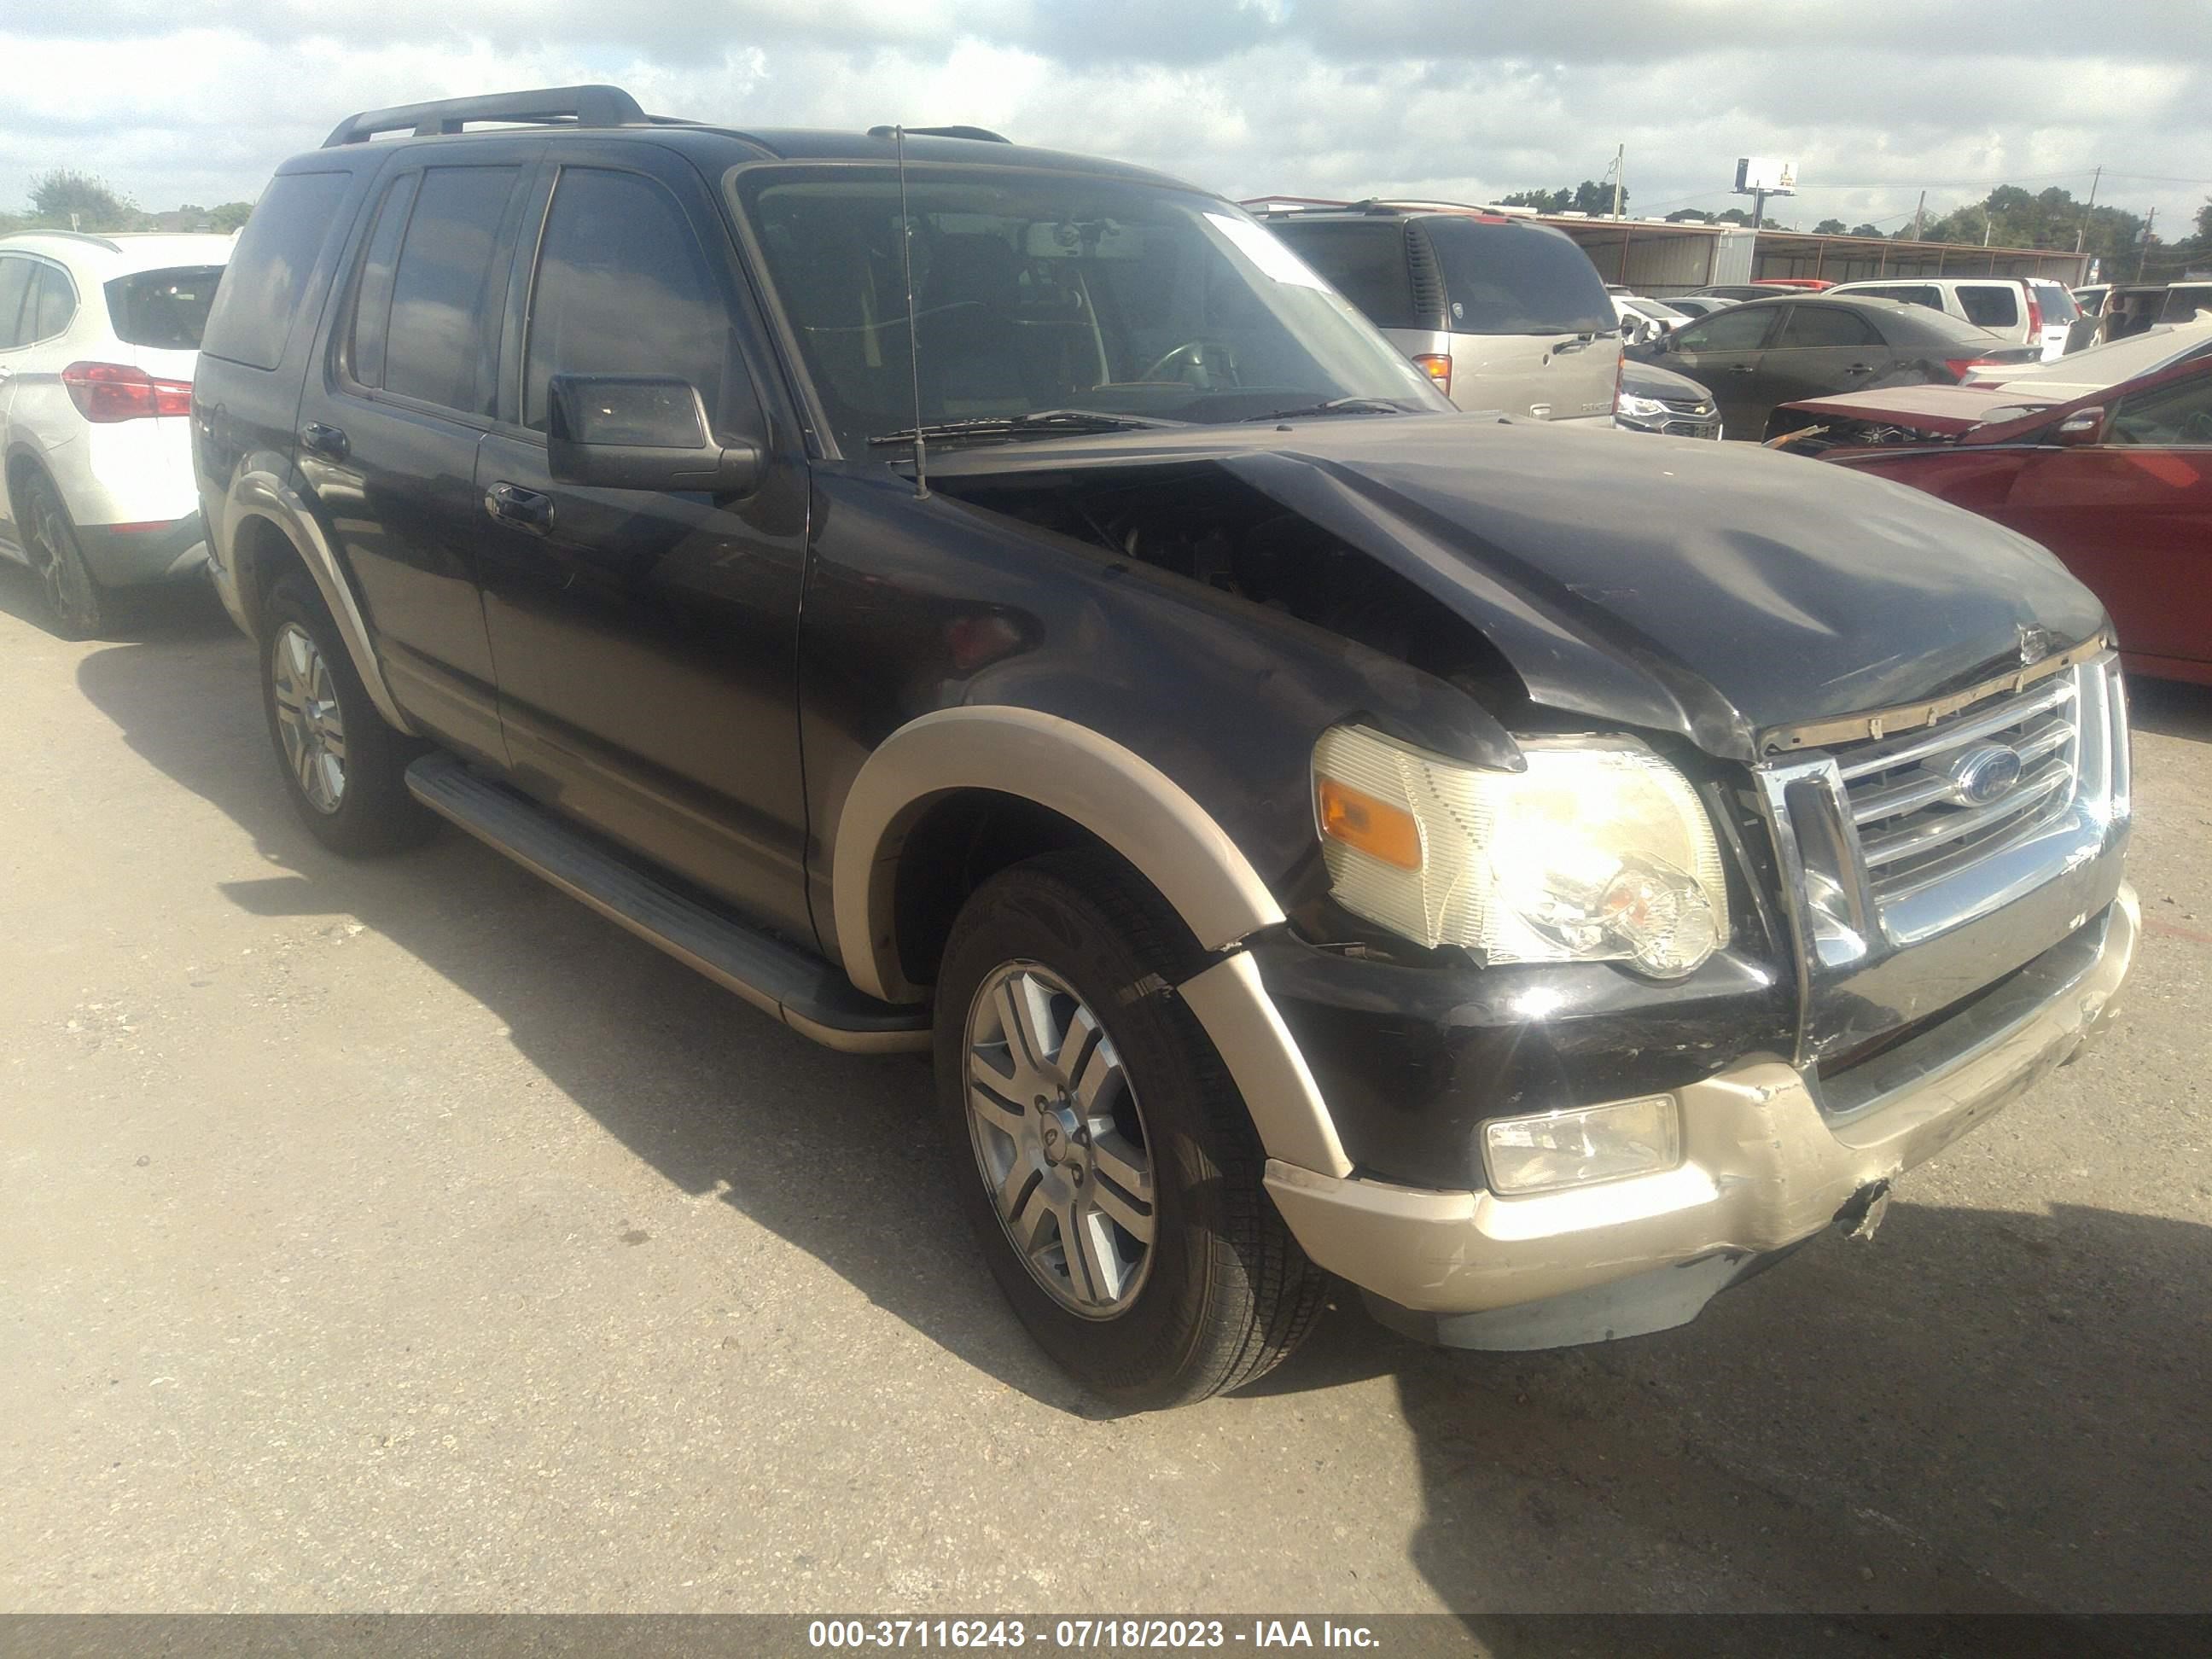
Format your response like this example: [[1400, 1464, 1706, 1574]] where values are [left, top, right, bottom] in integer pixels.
[[1665, 207, 1714, 224], [1498, 179, 1627, 216], [209, 201, 255, 232], [26, 169, 138, 231], [1712, 207, 1779, 229], [1499, 187, 1571, 213], [1813, 218, 1848, 236], [1849, 223, 1884, 238]]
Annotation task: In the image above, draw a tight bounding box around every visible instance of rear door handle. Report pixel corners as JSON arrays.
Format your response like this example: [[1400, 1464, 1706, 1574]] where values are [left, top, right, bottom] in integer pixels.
[[485, 481, 554, 533], [1843, 364, 1876, 375], [1726, 364, 1756, 375], [300, 422, 349, 459]]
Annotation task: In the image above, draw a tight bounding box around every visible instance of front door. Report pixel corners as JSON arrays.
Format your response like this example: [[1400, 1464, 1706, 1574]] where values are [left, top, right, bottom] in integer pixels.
[[472, 148, 812, 940], [1997, 365, 2212, 674], [299, 143, 545, 763], [1662, 305, 1781, 438]]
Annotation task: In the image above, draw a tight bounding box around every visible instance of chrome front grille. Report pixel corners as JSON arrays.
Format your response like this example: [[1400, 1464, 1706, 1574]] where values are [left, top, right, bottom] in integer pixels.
[[1833, 674, 2082, 905]]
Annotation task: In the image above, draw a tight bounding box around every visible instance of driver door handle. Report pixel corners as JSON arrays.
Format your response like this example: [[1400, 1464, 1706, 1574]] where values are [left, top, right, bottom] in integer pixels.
[[300, 422, 349, 459], [485, 481, 554, 534], [1843, 363, 1876, 375]]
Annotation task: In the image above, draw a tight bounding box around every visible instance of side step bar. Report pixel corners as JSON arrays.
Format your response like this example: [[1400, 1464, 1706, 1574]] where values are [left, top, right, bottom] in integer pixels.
[[405, 753, 930, 1054]]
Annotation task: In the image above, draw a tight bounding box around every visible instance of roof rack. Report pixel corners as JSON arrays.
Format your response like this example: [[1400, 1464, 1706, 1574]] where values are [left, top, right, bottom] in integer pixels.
[[864, 124, 1012, 144], [323, 84, 655, 147], [0, 228, 124, 252]]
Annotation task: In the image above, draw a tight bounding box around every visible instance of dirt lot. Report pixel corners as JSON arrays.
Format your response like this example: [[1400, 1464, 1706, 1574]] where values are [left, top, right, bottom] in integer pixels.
[[3, 572, 2207, 1622]]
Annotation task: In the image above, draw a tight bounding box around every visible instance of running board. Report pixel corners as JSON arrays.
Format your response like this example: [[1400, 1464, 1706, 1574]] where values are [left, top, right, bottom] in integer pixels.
[[405, 752, 930, 1053]]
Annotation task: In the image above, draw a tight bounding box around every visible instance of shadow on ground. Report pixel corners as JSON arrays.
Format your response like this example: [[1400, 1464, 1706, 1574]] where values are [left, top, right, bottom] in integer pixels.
[[2127, 675, 2212, 743], [67, 623, 2212, 1621]]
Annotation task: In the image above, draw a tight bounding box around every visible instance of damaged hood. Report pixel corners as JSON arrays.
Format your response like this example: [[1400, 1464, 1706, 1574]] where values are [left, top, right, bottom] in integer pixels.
[[923, 415, 2107, 760]]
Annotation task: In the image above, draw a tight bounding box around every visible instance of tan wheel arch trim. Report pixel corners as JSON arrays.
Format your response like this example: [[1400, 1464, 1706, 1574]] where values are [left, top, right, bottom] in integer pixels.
[[834, 706, 1351, 1177], [226, 469, 415, 736]]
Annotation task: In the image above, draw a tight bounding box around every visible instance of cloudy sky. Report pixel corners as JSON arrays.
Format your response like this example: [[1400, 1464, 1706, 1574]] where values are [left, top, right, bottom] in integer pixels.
[[5, 1, 2210, 238]]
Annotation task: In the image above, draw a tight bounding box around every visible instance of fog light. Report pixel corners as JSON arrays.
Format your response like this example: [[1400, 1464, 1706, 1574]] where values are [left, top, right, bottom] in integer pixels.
[[1482, 1095, 1680, 1196]]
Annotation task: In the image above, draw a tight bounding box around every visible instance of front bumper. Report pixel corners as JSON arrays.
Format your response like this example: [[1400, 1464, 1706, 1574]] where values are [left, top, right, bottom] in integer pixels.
[[1615, 410, 1723, 439], [1264, 885, 2137, 1348]]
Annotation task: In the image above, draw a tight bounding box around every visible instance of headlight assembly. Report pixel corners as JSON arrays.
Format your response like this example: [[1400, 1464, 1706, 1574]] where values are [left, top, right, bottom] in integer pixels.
[[1615, 391, 1674, 420], [1311, 726, 1730, 978]]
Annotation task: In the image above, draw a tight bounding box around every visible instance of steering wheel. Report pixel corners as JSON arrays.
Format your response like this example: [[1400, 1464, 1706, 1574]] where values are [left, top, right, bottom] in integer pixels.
[[1138, 339, 1241, 387]]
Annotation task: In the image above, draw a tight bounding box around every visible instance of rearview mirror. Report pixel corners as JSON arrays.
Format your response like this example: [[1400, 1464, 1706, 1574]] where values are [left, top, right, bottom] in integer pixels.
[[547, 375, 762, 494], [2053, 406, 2105, 447]]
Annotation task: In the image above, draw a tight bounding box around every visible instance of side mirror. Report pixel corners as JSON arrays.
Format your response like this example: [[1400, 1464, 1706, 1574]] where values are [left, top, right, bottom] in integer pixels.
[[1645, 329, 1669, 353], [2053, 406, 2105, 447], [547, 375, 762, 494], [1621, 317, 1639, 341]]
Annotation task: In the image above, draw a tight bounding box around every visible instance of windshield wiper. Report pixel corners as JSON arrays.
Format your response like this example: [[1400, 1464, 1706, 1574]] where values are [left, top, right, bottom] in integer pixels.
[[1239, 397, 1411, 422], [868, 410, 1180, 447]]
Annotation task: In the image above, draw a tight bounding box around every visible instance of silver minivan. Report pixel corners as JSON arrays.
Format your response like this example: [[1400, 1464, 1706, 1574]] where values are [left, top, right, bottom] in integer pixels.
[[1260, 206, 1621, 424]]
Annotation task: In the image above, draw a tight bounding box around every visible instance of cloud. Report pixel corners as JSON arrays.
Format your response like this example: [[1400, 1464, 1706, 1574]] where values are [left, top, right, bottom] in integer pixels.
[[1, 2, 2206, 236]]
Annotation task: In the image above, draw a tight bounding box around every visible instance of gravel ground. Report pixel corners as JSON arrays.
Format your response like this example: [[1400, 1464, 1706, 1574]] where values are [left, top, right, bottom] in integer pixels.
[[2, 571, 2206, 1623]]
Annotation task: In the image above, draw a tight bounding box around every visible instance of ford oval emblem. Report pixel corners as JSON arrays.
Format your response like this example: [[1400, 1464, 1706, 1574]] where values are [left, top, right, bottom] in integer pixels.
[[1948, 744, 2024, 806]]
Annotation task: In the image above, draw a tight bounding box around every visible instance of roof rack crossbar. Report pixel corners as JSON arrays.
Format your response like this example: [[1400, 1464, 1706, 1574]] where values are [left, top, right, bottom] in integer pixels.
[[323, 84, 648, 147], [864, 124, 1012, 144]]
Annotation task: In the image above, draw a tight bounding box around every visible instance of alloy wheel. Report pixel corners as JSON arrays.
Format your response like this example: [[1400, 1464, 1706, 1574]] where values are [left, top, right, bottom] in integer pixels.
[[271, 622, 348, 813], [963, 961, 1157, 1318]]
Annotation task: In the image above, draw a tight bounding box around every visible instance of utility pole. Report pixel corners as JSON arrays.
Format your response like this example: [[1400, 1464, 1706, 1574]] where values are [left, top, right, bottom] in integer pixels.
[[1911, 189, 1926, 242], [1610, 143, 1624, 218], [2137, 205, 2157, 280], [2075, 165, 2101, 253]]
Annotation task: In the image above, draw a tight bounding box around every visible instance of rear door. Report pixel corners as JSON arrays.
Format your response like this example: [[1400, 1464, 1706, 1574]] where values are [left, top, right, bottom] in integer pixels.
[[1662, 303, 1781, 437], [1996, 364, 2212, 672], [471, 145, 814, 939], [300, 143, 544, 765], [0, 253, 32, 545], [1954, 282, 2026, 346], [1264, 218, 1455, 399], [1754, 303, 1889, 431]]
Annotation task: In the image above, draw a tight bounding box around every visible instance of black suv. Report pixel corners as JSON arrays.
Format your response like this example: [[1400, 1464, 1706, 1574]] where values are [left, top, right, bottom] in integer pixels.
[[194, 86, 2137, 1406]]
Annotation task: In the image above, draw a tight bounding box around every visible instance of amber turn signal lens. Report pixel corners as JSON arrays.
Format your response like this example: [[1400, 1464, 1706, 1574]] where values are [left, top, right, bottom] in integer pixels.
[[1412, 353, 1452, 395], [1317, 777, 1423, 871]]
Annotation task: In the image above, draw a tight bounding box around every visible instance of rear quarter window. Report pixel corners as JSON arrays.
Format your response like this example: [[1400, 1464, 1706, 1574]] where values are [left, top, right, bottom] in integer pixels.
[[201, 170, 352, 371], [1957, 284, 2021, 329], [2032, 282, 2078, 324], [1266, 221, 1423, 330], [1426, 219, 1614, 336], [105, 266, 226, 350]]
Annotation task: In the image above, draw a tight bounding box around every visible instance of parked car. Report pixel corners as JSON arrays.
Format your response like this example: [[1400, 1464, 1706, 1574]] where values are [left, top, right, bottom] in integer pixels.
[[1962, 319, 2212, 399], [1690, 282, 1830, 300], [1769, 355, 2212, 684], [0, 230, 232, 635], [1612, 293, 1691, 346], [2094, 284, 2176, 345], [2074, 283, 2110, 317], [1255, 202, 1621, 422], [1662, 294, 1739, 321], [195, 86, 2136, 1406], [1614, 357, 1721, 438], [1634, 294, 2041, 440], [1822, 276, 2077, 362]]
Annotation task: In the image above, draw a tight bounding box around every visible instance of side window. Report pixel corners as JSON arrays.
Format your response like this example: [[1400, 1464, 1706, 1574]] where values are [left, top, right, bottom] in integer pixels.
[[381, 166, 524, 416], [1774, 306, 1881, 348], [2108, 372, 2212, 448], [0, 256, 30, 350], [521, 167, 745, 434], [26, 263, 77, 343], [1269, 222, 1419, 330], [1958, 285, 2020, 329], [201, 170, 352, 371], [1675, 306, 1775, 352], [345, 173, 421, 392]]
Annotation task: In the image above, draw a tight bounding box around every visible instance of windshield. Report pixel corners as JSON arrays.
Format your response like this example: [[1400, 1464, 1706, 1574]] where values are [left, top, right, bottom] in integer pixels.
[[104, 265, 225, 351], [734, 166, 1446, 451]]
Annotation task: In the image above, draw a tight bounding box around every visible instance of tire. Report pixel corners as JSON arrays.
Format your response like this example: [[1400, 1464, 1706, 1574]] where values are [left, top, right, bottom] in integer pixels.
[[934, 849, 1325, 1408], [17, 469, 104, 640], [260, 570, 433, 855]]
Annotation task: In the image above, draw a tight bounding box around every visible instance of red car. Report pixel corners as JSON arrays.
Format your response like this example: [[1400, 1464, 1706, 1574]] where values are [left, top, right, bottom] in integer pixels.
[[1771, 356, 2212, 684]]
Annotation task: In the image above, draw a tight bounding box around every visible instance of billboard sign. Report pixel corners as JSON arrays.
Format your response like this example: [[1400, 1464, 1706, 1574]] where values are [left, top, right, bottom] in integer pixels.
[[1734, 157, 1797, 195]]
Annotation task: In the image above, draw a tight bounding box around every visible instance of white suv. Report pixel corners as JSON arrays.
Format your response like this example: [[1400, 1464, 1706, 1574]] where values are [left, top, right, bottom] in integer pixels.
[[0, 231, 232, 636], [1823, 276, 2077, 362]]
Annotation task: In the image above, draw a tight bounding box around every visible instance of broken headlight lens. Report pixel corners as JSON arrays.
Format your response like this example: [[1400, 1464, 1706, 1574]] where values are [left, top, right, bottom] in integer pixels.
[[1311, 726, 1729, 978]]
